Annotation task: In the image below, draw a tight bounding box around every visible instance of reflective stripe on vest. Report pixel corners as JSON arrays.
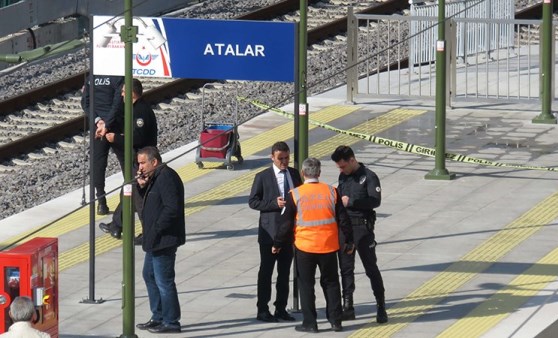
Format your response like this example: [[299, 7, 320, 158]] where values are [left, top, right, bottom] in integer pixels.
[[291, 183, 340, 253]]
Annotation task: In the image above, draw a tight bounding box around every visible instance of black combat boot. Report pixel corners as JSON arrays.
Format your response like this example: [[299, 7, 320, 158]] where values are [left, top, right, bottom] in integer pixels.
[[376, 296, 388, 323], [342, 295, 355, 321]]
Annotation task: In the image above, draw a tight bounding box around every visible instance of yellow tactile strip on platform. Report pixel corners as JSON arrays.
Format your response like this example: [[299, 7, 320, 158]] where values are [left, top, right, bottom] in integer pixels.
[[59, 107, 425, 271], [350, 192, 558, 338], [4, 105, 360, 248], [439, 246, 558, 337]]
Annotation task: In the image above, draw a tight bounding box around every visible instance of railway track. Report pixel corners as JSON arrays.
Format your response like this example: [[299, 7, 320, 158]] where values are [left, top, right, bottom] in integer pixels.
[[0, 0, 408, 166], [0, 0, 549, 167]]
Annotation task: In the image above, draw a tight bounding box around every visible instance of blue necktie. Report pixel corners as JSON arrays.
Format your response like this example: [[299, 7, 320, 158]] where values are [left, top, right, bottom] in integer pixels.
[[282, 170, 289, 198]]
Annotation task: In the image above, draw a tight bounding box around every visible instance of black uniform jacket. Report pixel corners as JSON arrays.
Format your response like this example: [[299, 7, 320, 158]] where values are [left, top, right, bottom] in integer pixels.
[[248, 166, 302, 245], [81, 75, 124, 132], [139, 164, 186, 252], [112, 98, 158, 151], [337, 163, 381, 219], [274, 182, 354, 249]]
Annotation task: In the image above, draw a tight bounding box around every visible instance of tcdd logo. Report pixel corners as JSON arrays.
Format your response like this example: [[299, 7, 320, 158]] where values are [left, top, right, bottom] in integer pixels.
[[135, 52, 152, 66], [133, 68, 156, 75]]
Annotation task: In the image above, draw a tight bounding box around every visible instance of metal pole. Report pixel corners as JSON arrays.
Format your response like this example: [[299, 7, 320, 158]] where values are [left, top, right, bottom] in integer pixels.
[[425, 0, 454, 180], [532, 0, 556, 124], [298, 0, 308, 163], [292, 23, 300, 312], [120, 0, 138, 336], [80, 16, 104, 306]]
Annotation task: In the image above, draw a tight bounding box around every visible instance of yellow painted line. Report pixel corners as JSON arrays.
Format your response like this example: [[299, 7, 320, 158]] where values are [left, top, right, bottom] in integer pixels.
[[2, 105, 359, 249], [438, 246, 558, 337], [59, 108, 426, 271], [350, 192, 558, 338]]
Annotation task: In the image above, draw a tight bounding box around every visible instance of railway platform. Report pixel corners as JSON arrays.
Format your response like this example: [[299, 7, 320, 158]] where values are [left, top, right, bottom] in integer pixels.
[[2, 81, 558, 337]]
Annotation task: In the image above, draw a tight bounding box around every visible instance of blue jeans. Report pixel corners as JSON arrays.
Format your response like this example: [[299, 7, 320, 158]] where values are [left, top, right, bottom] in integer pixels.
[[143, 247, 181, 327]]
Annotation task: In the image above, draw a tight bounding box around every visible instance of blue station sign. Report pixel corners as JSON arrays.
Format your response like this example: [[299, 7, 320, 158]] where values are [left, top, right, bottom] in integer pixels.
[[93, 16, 296, 82]]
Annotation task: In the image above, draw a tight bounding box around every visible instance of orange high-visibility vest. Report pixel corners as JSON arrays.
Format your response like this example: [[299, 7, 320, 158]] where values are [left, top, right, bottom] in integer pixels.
[[291, 182, 339, 254]]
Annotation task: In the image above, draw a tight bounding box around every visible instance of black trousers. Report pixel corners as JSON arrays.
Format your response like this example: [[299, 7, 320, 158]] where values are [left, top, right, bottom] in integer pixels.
[[257, 243, 293, 313], [111, 159, 142, 230], [92, 137, 124, 204], [338, 225, 385, 300], [296, 249, 342, 327], [111, 183, 144, 230]]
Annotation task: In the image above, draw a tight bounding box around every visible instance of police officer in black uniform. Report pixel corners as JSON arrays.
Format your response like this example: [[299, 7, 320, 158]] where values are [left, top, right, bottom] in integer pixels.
[[81, 75, 125, 215], [330, 145, 388, 324], [98, 78, 157, 242]]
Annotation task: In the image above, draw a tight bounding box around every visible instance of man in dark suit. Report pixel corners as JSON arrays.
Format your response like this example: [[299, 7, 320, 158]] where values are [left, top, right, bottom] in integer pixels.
[[249, 141, 303, 322]]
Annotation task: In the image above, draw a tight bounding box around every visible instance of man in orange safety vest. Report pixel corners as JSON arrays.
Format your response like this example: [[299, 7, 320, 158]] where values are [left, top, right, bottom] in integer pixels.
[[273, 157, 354, 333]]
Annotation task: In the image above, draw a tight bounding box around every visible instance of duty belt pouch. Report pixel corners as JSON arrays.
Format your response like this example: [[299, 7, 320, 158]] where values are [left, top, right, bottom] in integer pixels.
[[366, 211, 377, 233]]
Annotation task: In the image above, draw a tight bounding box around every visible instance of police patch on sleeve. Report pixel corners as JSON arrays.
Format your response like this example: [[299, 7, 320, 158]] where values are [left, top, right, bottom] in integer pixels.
[[136, 118, 144, 128], [376, 186, 381, 192]]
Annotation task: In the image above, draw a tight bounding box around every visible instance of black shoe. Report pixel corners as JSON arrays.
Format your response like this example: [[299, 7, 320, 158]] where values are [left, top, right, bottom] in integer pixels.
[[98, 222, 121, 239], [274, 309, 295, 321], [256, 311, 278, 323], [377, 305, 388, 323], [136, 319, 161, 330], [294, 324, 318, 333], [97, 203, 109, 215], [342, 307, 355, 321], [134, 233, 143, 246], [147, 323, 181, 333], [331, 322, 343, 332]]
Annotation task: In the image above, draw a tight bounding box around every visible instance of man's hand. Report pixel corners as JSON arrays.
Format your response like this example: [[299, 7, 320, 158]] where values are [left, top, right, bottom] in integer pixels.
[[137, 170, 149, 188], [277, 196, 286, 208], [95, 120, 106, 139], [105, 132, 115, 143], [271, 246, 281, 254], [341, 195, 350, 207], [343, 243, 355, 255]]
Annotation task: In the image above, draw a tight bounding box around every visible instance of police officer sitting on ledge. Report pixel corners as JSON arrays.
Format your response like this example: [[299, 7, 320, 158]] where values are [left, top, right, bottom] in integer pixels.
[[331, 145, 388, 323]]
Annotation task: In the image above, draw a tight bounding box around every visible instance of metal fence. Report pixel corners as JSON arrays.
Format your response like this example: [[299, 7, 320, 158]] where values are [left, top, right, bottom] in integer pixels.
[[410, 0, 514, 67], [346, 10, 557, 107]]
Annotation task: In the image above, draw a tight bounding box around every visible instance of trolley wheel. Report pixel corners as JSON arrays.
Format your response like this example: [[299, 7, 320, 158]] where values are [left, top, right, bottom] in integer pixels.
[[237, 156, 244, 165], [196, 162, 204, 169], [227, 164, 234, 171]]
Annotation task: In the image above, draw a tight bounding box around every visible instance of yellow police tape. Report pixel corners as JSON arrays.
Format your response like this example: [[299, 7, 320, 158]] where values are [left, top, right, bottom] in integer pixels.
[[240, 97, 558, 172]]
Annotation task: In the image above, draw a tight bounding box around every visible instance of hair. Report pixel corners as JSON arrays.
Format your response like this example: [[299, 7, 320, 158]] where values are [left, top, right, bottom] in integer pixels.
[[271, 141, 290, 154], [9, 296, 35, 322], [137, 146, 162, 163], [301, 157, 321, 178], [331, 145, 355, 162], [132, 78, 143, 96]]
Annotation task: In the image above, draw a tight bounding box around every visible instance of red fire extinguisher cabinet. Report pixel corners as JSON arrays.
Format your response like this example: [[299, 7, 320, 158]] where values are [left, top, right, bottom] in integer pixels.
[[0, 237, 58, 337]]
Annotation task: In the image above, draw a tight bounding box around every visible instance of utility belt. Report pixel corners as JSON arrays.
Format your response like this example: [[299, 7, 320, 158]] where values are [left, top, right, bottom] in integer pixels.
[[350, 211, 376, 232]]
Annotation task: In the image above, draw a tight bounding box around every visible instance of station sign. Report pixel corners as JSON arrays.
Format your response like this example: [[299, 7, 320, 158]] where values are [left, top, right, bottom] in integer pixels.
[[92, 16, 296, 82]]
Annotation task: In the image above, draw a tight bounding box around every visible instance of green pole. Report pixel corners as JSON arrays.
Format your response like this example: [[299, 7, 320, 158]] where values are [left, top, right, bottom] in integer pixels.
[[532, 0, 556, 124], [298, 0, 308, 164], [120, 0, 138, 336], [425, 0, 454, 180]]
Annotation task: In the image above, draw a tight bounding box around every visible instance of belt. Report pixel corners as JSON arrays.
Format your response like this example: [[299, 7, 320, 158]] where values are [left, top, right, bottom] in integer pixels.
[[350, 216, 369, 225]]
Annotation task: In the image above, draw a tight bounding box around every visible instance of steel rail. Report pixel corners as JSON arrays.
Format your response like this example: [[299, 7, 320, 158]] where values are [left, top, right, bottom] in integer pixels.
[[0, 0, 466, 163]]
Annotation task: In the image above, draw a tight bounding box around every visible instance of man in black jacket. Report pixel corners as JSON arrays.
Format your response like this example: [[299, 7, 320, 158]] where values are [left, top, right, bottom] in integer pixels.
[[98, 78, 158, 241], [249, 141, 302, 322], [81, 75, 124, 215], [134, 146, 185, 334]]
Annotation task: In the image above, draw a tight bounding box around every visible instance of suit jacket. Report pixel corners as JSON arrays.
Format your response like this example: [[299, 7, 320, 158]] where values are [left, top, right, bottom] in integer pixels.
[[249, 166, 302, 245]]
